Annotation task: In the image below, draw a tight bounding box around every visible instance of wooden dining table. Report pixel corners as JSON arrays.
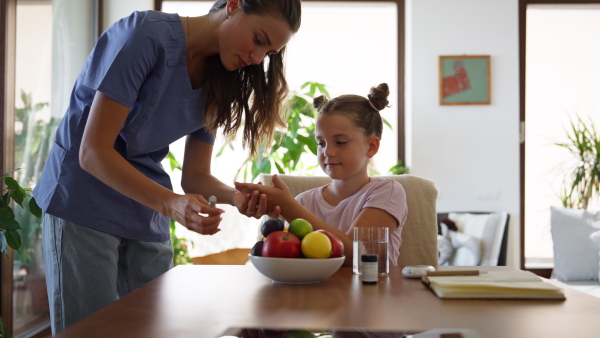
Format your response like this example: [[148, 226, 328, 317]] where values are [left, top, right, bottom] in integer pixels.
[[56, 264, 600, 338]]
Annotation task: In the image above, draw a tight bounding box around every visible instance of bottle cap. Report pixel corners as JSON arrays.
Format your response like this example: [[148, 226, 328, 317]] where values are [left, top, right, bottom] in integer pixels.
[[361, 254, 378, 262]]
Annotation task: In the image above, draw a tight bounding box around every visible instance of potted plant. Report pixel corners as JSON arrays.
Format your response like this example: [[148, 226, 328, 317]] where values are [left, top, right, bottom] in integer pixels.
[[1, 169, 42, 256], [549, 115, 600, 283], [214, 82, 329, 182], [2, 169, 46, 317], [555, 115, 600, 210]]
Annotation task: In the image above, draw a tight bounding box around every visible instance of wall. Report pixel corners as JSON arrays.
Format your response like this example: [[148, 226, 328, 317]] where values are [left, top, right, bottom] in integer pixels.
[[102, 0, 154, 31], [406, 0, 520, 267]]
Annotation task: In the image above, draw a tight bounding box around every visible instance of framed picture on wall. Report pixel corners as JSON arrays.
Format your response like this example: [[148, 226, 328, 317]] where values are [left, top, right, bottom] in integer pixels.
[[439, 55, 491, 105]]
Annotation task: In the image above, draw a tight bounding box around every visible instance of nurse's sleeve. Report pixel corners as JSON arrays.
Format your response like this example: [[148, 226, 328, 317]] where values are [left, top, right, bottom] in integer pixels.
[[83, 11, 158, 108]]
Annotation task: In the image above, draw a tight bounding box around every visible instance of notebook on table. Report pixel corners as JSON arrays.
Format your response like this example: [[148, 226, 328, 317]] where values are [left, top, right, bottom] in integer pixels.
[[422, 270, 566, 300]]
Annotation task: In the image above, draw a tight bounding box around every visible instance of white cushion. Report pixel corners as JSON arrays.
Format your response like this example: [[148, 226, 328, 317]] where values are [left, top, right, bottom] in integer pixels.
[[448, 212, 508, 266], [592, 230, 600, 281], [437, 234, 454, 266], [550, 207, 600, 282], [447, 230, 481, 266]]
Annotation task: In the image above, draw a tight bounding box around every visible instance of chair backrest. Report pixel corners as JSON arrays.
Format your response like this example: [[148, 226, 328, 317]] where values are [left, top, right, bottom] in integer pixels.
[[259, 174, 439, 267]]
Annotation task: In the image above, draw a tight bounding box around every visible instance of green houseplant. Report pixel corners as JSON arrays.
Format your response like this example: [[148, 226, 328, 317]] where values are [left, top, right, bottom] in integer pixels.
[[555, 115, 600, 210], [1, 169, 42, 256], [217, 81, 330, 182], [1, 169, 45, 320]]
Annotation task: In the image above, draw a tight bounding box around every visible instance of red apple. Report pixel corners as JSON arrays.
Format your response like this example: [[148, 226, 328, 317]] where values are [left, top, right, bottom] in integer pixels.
[[315, 230, 345, 258], [262, 231, 302, 258]]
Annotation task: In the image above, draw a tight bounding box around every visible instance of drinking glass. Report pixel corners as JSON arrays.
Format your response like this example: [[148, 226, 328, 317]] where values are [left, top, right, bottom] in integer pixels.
[[352, 227, 389, 275]]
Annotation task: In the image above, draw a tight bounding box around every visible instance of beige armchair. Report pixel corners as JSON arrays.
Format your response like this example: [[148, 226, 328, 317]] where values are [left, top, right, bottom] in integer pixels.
[[259, 174, 439, 267]]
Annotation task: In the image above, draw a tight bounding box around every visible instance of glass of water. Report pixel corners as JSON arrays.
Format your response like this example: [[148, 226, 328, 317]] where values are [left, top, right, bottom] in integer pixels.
[[352, 227, 389, 275]]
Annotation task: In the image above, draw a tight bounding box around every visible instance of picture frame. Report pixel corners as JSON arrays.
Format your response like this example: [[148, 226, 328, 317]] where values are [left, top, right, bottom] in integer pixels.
[[439, 55, 491, 105]]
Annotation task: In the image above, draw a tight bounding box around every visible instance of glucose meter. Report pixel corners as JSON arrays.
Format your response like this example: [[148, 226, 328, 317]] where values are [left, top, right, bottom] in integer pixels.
[[402, 265, 435, 278]]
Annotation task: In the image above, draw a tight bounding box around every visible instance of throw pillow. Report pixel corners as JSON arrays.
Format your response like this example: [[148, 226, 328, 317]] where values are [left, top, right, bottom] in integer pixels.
[[448, 212, 508, 266], [550, 206, 600, 282], [447, 230, 481, 266], [591, 230, 600, 281]]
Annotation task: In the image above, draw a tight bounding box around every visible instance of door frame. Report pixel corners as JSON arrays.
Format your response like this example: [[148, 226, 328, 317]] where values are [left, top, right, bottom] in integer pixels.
[[519, 0, 600, 277]]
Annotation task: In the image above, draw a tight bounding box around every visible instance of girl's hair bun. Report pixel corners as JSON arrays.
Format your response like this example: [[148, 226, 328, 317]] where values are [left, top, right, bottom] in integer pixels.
[[367, 83, 390, 111], [313, 95, 329, 111]]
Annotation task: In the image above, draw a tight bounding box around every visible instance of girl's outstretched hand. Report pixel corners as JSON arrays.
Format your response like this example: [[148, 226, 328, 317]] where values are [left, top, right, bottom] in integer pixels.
[[165, 194, 224, 235], [233, 189, 281, 219]]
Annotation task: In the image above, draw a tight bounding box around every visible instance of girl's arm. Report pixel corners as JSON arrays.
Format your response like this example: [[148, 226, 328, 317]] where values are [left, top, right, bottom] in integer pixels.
[[80, 91, 223, 235]]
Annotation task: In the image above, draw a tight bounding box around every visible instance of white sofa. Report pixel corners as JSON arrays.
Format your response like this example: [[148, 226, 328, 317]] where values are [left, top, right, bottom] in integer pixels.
[[550, 207, 600, 298]]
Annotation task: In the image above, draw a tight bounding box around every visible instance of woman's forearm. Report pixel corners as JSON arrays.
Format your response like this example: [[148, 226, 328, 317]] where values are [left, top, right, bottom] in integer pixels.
[[79, 145, 177, 216]]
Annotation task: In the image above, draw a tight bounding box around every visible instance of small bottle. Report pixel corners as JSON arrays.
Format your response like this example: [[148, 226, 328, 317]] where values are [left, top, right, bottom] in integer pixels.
[[361, 254, 378, 284]]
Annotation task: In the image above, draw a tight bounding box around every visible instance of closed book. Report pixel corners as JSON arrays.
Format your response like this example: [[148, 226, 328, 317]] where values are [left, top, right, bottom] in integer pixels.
[[422, 270, 566, 300]]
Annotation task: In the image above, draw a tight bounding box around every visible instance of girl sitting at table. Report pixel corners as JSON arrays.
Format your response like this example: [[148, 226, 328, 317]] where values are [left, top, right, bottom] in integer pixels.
[[235, 83, 408, 267]]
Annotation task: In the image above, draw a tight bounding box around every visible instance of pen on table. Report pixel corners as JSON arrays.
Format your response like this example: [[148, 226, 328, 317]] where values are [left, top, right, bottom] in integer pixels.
[[426, 270, 480, 277]]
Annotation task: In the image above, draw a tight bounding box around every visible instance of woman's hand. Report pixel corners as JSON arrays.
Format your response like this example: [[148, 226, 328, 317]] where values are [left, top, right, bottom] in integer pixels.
[[165, 193, 224, 235], [233, 189, 281, 219], [234, 174, 292, 213]]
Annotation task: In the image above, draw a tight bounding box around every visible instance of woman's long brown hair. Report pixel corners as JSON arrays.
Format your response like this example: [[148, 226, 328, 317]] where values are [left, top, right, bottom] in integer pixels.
[[205, 0, 302, 158]]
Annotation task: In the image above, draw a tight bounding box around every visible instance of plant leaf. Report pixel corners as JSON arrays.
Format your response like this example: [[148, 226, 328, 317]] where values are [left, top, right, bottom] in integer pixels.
[[0, 207, 15, 220], [1, 168, 19, 179], [0, 219, 21, 231], [383, 117, 393, 130], [28, 197, 43, 218], [166, 152, 182, 171], [10, 190, 25, 208], [5, 229, 22, 253], [4, 176, 20, 191]]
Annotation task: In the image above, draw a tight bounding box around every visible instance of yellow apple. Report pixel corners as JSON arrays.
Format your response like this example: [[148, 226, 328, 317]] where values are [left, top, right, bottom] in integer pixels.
[[301, 231, 332, 259]]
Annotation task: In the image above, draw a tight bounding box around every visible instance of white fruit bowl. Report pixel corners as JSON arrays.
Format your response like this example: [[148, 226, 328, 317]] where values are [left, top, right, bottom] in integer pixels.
[[248, 255, 345, 284]]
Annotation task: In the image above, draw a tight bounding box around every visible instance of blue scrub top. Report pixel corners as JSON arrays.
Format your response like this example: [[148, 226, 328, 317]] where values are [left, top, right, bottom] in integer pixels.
[[34, 11, 215, 241]]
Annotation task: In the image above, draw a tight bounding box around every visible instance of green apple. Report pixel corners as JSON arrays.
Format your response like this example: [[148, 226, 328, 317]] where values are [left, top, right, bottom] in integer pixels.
[[288, 218, 313, 239]]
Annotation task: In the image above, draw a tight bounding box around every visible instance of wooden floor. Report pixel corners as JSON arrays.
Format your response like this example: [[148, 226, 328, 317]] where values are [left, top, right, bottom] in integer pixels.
[[191, 248, 252, 265]]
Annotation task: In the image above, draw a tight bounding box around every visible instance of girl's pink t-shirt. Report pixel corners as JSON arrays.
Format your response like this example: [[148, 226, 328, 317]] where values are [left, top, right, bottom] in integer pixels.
[[295, 177, 408, 265]]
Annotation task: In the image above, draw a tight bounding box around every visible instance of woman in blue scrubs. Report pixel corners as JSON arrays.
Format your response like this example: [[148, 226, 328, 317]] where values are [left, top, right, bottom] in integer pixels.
[[33, 0, 301, 333]]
